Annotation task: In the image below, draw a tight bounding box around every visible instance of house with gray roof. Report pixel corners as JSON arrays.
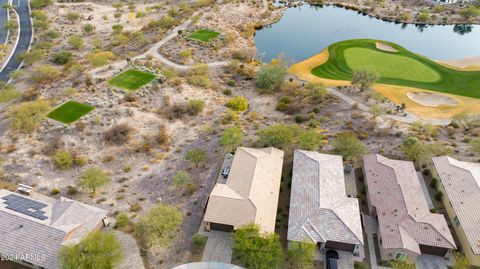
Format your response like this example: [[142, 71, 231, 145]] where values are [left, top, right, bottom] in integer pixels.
[[432, 156, 480, 267], [363, 154, 456, 263], [288, 150, 363, 255], [0, 189, 107, 269]]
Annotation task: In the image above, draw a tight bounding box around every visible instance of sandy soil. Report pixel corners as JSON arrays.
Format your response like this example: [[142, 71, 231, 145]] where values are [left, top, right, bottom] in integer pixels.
[[376, 42, 398, 53], [406, 92, 459, 107]]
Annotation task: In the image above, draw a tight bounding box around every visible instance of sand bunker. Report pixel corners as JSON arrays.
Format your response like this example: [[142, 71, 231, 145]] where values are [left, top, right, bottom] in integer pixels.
[[406, 92, 459, 107], [437, 56, 480, 70], [376, 42, 398, 52]]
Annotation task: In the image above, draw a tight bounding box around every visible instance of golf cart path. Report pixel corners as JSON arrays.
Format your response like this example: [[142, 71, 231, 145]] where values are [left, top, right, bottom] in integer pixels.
[[88, 11, 230, 79]]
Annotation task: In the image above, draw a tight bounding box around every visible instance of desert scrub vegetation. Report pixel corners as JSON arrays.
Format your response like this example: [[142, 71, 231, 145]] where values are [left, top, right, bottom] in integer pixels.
[[186, 148, 207, 167], [104, 123, 134, 146], [332, 132, 367, 163], [77, 167, 111, 194], [0, 84, 21, 103], [219, 127, 244, 152], [276, 82, 328, 115], [7, 99, 52, 133], [256, 124, 324, 151], [172, 171, 191, 187], [226, 96, 249, 111], [187, 64, 212, 88], [255, 61, 287, 93], [186, 99, 205, 116], [137, 203, 183, 247]]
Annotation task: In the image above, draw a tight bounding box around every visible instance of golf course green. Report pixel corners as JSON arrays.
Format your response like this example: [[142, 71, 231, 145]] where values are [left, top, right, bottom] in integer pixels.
[[311, 39, 480, 98], [187, 29, 220, 42], [108, 69, 156, 91]]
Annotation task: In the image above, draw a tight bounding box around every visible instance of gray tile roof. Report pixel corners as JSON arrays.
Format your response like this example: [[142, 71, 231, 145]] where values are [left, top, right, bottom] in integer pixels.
[[287, 150, 363, 245], [432, 156, 480, 254], [364, 154, 456, 254], [0, 189, 107, 269]]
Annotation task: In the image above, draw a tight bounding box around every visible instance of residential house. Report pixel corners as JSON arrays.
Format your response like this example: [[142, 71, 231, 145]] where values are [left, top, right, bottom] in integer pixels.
[[432, 156, 480, 267], [0, 189, 108, 269], [204, 147, 284, 233], [288, 150, 363, 255], [363, 154, 456, 262]]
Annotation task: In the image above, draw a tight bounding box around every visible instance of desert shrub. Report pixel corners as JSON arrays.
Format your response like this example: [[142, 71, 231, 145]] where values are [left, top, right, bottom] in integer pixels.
[[255, 63, 287, 93], [172, 171, 191, 187], [31, 65, 60, 84], [77, 167, 111, 194], [136, 203, 183, 247], [54, 149, 74, 170], [104, 123, 133, 145], [0, 87, 21, 103], [115, 213, 129, 228], [50, 188, 60, 195], [192, 233, 207, 247], [187, 64, 212, 88], [226, 96, 248, 111], [52, 51, 73, 65], [129, 203, 142, 212], [186, 99, 205, 116], [88, 51, 115, 67], [8, 100, 52, 133]]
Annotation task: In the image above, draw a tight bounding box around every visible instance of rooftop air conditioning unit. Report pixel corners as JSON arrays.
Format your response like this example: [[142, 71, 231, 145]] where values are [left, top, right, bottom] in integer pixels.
[[17, 184, 33, 196]]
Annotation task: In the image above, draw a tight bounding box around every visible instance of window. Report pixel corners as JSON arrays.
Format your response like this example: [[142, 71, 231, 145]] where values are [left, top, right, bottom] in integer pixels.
[[454, 215, 460, 227], [394, 252, 406, 261]]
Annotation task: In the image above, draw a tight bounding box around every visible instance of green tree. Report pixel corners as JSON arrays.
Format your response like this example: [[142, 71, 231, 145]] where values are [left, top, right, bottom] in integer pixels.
[[59, 231, 122, 269], [390, 260, 415, 269], [286, 241, 316, 269], [136, 11, 147, 21], [226, 96, 249, 111], [68, 35, 84, 50], [332, 133, 366, 162], [8, 100, 51, 133], [30, 0, 53, 9], [297, 129, 324, 151], [257, 124, 299, 148], [402, 136, 427, 164], [65, 12, 80, 24], [220, 127, 244, 152], [453, 112, 480, 131], [452, 252, 469, 269], [255, 63, 287, 93], [233, 224, 283, 269], [369, 104, 385, 129], [186, 148, 207, 167], [77, 167, 111, 194], [54, 150, 74, 170], [137, 203, 183, 247], [351, 69, 379, 92], [172, 171, 191, 187]]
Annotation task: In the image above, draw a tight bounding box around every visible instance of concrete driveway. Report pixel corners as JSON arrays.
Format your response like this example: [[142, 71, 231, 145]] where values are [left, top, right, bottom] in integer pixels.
[[416, 254, 448, 269], [201, 231, 233, 263]]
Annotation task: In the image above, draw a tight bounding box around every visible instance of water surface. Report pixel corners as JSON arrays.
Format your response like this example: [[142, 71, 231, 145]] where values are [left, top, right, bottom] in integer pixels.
[[254, 5, 480, 63]]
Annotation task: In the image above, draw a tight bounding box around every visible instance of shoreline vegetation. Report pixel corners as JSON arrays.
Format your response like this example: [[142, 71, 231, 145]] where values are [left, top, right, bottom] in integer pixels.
[[274, 1, 480, 25]]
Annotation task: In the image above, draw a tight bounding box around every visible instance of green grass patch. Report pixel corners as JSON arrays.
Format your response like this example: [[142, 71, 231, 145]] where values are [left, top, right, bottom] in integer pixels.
[[187, 29, 220, 42], [47, 101, 95, 124], [108, 69, 156, 91], [311, 39, 480, 98]]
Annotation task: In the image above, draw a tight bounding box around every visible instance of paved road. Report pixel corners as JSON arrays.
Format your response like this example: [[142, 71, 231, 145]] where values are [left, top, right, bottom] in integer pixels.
[[0, 0, 32, 81], [0, 0, 8, 45]]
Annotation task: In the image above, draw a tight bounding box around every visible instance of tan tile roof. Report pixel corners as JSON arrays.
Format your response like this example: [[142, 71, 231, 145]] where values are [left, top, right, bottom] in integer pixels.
[[432, 156, 480, 254], [0, 189, 107, 269], [204, 147, 284, 233], [288, 150, 363, 245], [363, 154, 456, 254]]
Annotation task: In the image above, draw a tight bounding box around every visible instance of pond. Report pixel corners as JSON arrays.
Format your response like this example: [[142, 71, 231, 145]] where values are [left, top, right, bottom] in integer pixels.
[[254, 5, 480, 63]]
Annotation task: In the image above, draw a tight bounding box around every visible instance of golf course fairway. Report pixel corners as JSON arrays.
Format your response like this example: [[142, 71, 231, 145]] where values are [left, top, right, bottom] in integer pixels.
[[304, 39, 480, 99]]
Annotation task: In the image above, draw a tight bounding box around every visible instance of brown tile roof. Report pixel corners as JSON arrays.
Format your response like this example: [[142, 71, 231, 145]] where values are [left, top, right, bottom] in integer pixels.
[[288, 150, 363, 245], [432, 156, 480, 254], [363, 154, 456, 254], [204, 147, 284, 232]]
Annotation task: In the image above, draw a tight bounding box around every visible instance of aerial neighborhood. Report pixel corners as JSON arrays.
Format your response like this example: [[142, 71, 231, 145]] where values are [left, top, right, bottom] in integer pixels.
[[0, 0, 480, 269]]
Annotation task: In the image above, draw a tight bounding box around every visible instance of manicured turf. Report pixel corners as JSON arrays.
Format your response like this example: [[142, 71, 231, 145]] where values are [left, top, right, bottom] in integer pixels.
[[187, 29, 220, 42], [47, 101, 95, 124], [311, 39, 480, 98], [108, 69, 156, 91]]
